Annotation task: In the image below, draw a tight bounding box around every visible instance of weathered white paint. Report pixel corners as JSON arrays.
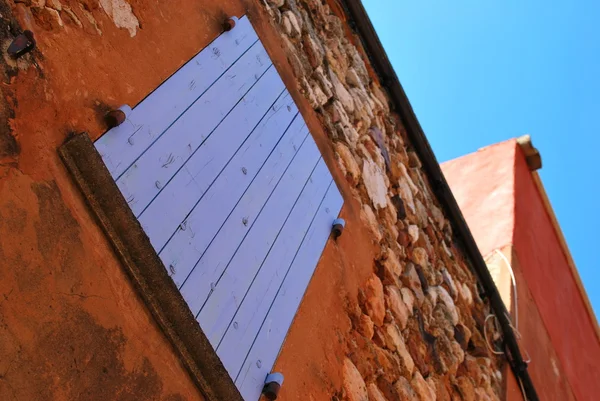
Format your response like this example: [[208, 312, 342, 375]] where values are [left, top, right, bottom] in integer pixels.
[[215, 167, 334, 376], [94, 18, 343, 401], [235, 183, 344, 398], [156, 92, 300, 287], [118, 42, 273, 218], [176, 133, 320, 315], [96, 16, 257, 178], [197, 158, 331, 346]]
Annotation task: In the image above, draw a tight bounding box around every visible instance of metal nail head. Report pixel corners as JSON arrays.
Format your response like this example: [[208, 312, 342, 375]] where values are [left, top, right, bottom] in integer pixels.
[[7, 30, 35, 58], [332, 218, 346, 239], [105, 109, 126, 129], [223, 18, 236, 32]]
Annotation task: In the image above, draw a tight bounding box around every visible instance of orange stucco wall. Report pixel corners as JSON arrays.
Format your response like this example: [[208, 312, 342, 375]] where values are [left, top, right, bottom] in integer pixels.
[[513, 147, 600, 401], [496, 245, 576, 401], [443, 140, 600, 401], [0, 1, 249, 399], [0, 1, 407, 399], [441, 140, 517, 256]]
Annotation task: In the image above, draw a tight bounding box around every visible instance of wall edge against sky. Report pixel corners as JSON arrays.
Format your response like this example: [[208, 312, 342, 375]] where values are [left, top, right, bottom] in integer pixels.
[[531, 172, 600, 339]]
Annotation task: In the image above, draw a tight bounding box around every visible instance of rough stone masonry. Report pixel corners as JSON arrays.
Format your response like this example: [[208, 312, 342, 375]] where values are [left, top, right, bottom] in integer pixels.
[[264, 0, 505, 400]]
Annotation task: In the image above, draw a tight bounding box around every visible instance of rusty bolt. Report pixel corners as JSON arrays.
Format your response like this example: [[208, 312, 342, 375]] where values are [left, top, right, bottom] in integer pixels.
[[7, 30, 35, 59], [223, 18, 236, 32], [105, 109, 126, 129]]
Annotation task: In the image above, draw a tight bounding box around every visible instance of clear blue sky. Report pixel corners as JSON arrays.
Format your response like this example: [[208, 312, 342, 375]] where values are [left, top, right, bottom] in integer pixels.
[[363, 1, 600, 317]]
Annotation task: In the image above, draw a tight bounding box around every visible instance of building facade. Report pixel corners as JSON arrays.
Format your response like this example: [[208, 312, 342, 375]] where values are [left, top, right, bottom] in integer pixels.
[[0, 0, 588, 400]]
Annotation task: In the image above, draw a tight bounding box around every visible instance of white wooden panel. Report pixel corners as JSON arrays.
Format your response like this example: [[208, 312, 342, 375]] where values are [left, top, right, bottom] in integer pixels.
[[155, 104, 306, 286], [94, 19, 345, 400], [215, 178, 334, 376], [152, 93, 300, 287], [177, 135, 320, 318], [138, 67, 286, 250], [198, 158, 331, 347], [96, 16, 257, 178], [117, 42, 272, 216], [234, 184, 343, 399]]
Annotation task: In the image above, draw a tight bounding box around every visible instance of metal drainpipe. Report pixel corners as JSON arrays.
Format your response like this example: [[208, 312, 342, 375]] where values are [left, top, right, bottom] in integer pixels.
[[340, 1, 540, 400]]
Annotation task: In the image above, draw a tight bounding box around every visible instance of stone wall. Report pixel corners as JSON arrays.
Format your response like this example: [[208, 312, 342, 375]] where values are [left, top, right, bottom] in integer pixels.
[[264, 0, 505, 399]]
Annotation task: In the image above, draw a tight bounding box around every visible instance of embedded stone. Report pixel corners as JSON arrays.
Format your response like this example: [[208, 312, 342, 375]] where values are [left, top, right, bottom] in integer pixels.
[[377, 376, 401, 401], [406, 334, 430, 377], [414, 264, 430, 293], [367, 383, 388, 401], [430, 377, 451, 401], [311, 83, 328, 107], [358, 313, 375, 339], [282, 11, 302, 37], [348, 335, 382, 381], [364, 274, 386, 326], [402, 264, 425, 305], [390, 194, 407, 220], [441, 240, 453, 258], [99, 0, 139, 37], [267, 0, 285, 7], [303, 34, 325, 68], [329, 68, 355, 113], [415, 199, 430, 227], [432, 303, 456, 338], [427, 286, 439, 305], [380, 205, 400, 244], [412, 247, 429, 267], [343, 358, 369, 401], [374, 345, 403, 383], [451, 340, 465, 366], [399, 163, 419, 194], [441, 268, 458, 299], [412, 371, 437, 401], [437, 286, 459, 325], [370, 82, 389, 112], [401, 287, 415, 314], [313, 66, 333, 97], [281, 15, 292, 36], [408, 224, 419, 244], [335, 142, 361, 186], [462, 355, 483, 386], [385, 286, 409, 329], [431, 204, 445, 229], [346, 67, 363, 87], [475, 388, 493, 401], [47, 0, 61, 10], [407, 150, 422, 168], [460, 283, 473, 305], [454, 323, 472, 350], [361, 204, 383, 243], [384, 324, 415, 375], [397, 179, 416, 213], [455, 376, 476, 401], [380, 248, 402, 281], [383, 323, 402, 351], [282, 36, 306, 78], [335, 122, 360, 146], [363, 158, 388, 210], [34, 6, 64, 29], [392, 377, 418, 401]]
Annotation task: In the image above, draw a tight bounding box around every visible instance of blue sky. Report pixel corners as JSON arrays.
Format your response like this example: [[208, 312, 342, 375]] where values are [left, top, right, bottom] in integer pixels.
[[363, 1, 600, 316]]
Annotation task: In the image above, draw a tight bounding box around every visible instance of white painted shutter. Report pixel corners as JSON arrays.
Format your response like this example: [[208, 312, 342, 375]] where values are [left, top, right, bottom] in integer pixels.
[[95, 16, 343, 400]]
